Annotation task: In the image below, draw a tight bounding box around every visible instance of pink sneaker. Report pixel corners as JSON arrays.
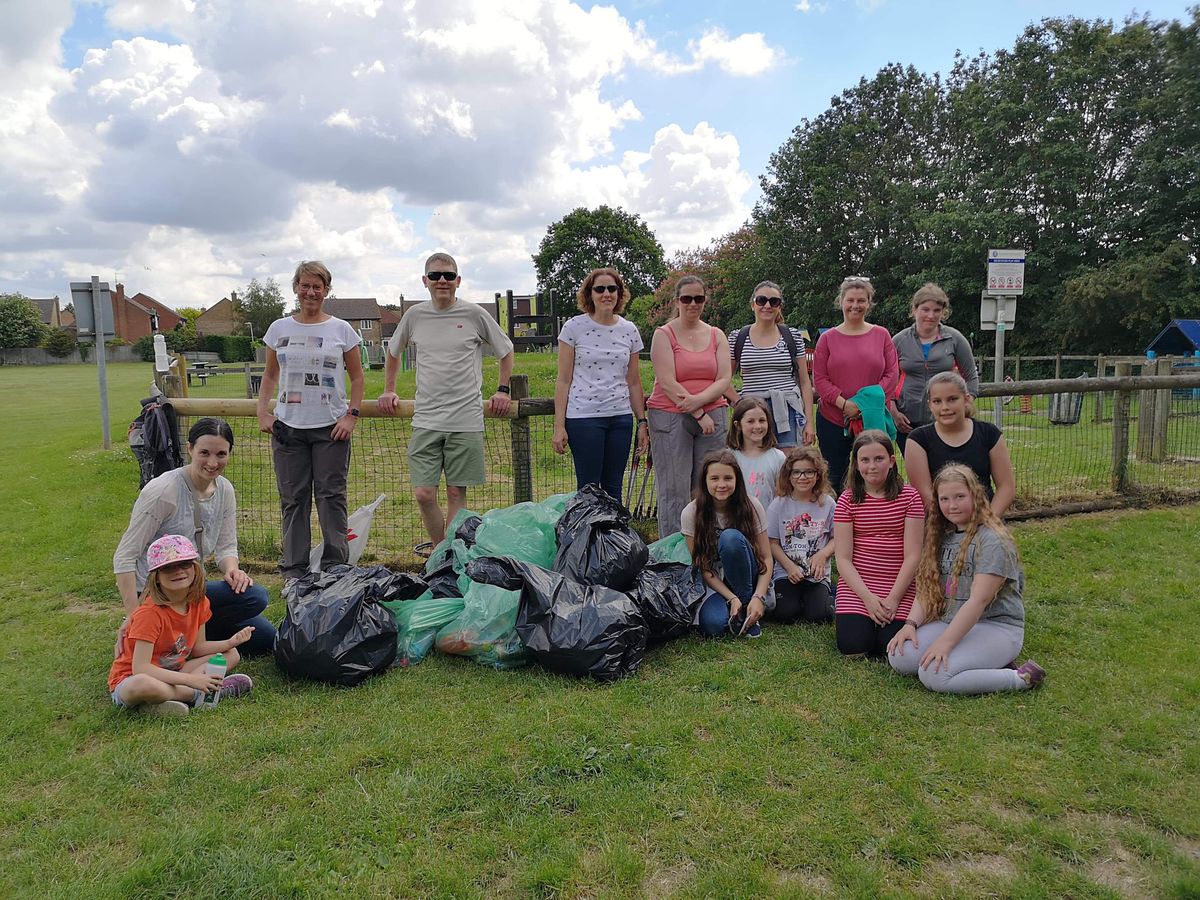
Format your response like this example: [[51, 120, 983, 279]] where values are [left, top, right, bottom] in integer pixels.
[[1015, 660, 1045, 688], [219, 673, 254, 700]]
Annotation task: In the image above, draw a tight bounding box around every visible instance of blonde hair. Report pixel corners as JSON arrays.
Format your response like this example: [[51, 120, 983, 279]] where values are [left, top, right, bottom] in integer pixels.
[[293, 260, 332, 290], [775, 445, 833, 500], [914, 464, 1017, 621], [835, 275, 875, 309], [911, 282, 951, 320], [927, 371, 975, 419], [142, 560, 206, 608]]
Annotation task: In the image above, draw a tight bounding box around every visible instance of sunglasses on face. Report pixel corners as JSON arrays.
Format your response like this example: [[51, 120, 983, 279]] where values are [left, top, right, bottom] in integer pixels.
[[753, 296, 783, 308], [157, 560, 194, 574], [592, 284, 619, 294], [426, 271, 458, 282], [678, 295, 706, 304]]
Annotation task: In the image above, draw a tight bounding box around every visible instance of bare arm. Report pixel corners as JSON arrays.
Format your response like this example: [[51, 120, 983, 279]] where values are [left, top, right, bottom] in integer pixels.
[[882, 514, 924, 616], [192, 623, 256, 658], [131, 639, 218, 691], [331, 348, 365, 440], [989, 436, 1016, 518], [256, 348, 280, 433], [649, 327, 689, 405], [626, 353, 649, 453], [903, 439, 933, 512], [116, 572, 140, 616], [552, 344, 575, 454]]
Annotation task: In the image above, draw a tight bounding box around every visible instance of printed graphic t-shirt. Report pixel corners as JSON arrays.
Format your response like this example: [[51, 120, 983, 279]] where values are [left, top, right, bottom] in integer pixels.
[[108, 596, 212, 691], [263, 316, 361, 428], [766, 494, 835, 584]]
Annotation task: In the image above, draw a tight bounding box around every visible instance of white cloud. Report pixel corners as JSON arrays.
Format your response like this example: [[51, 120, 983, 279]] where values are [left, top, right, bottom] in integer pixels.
[[1, 0, 761, 307]]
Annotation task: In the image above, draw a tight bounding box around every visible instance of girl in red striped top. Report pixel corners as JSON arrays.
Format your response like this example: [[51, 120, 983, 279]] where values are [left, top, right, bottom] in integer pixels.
[[833, 430, 925, 657]]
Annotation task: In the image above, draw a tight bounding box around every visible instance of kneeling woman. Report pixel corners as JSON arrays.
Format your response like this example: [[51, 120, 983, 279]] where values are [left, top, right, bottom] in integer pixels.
[[113, 418, 276, 657], [887, 464, 1045, 693], [681, 451, 775, 638]]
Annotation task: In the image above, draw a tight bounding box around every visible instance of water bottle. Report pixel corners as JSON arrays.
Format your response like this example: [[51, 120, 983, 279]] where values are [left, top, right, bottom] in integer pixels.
[[201, 653, 227, 709]]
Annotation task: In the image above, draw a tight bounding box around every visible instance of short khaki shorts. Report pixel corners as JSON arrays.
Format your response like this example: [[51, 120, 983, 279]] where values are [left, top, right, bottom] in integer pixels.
[[408, 427, 486, 487]]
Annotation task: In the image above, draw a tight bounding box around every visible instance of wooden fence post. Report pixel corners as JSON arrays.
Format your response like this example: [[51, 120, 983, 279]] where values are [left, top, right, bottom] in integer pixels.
[[1151, 357, 1172, 461], [1054, 354, 1062, 379], [1136, 358, 1160, 461], [1014, 356, 1021, 382], [509, 374, 532, 504], [1093, 354, 1106, 422], [1112, 362, 1132, 494]]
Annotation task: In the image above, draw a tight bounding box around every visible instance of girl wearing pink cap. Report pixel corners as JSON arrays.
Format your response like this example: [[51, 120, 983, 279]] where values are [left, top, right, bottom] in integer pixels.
[[108, 535, 255, 717]]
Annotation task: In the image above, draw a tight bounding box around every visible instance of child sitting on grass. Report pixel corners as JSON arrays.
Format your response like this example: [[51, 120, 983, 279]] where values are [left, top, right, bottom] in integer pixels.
[[108, 535, 255, 716], [887, 464, 1044, 693]]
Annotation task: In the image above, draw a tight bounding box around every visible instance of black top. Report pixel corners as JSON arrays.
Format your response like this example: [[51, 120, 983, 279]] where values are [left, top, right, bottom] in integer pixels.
[[908, 420, 1002, 498]]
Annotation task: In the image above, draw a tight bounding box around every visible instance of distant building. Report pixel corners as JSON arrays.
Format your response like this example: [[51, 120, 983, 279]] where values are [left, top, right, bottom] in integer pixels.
[[324, 298, 384, 363], [110, 283, 183, 343], [30, 297, 62, 328], [196, 293, 242, 337]]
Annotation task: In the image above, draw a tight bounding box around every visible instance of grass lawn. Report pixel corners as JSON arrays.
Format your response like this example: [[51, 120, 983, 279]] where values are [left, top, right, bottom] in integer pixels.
[[0, 360, 1198, 897]]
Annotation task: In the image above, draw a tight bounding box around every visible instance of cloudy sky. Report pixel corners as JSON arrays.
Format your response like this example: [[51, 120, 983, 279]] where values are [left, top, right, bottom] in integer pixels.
[[2, 0, 1191, 310]]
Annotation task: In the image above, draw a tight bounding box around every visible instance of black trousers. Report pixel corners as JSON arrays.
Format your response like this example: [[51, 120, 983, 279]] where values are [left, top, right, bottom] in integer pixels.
[[770, 578, 834, 624], [835, 612, 906, 658]]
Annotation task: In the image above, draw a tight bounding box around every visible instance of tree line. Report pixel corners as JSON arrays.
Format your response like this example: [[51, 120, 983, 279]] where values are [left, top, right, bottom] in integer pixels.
[[536, 12, 1199, 356]]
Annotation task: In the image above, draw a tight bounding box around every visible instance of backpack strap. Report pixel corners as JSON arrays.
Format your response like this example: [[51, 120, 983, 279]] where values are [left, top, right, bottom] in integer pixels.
[[732, 326, 751, 373], [735, 325, 801, 382]]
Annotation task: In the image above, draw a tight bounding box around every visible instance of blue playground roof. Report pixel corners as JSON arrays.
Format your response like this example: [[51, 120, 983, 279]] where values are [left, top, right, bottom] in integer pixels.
[[1145, 319, 1200, 355]]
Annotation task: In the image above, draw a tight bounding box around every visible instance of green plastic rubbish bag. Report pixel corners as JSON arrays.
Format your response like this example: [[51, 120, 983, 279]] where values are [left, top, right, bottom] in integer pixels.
[[382, 593, 464, 666], [435, 581, 530, 669], [424, 508, 481, 576], [473, 502, 559, 568], [538, 492, 574, 521], [647, 532, 692, 565]]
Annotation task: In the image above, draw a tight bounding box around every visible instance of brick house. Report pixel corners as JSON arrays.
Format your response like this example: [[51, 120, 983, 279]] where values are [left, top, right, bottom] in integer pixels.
[[196, 292, 242, 337], [31, 297, 62, 328], [324, 298, 383, 362], [110, 283, 183, 343]]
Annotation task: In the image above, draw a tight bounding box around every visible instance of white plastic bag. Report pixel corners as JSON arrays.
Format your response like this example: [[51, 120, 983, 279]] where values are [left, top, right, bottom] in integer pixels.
[[309, 493, 387, 572]]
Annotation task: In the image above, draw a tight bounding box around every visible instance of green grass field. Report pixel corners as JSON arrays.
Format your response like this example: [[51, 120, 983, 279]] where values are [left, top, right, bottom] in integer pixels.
[[0, 361, 1198, 897]]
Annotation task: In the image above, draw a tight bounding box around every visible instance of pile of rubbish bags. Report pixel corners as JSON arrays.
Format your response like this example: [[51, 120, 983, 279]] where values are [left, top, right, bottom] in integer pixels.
[[274, 485, 705, 685]]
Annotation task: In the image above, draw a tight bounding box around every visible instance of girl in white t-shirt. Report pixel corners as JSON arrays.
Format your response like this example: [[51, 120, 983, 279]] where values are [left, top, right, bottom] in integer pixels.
[[552, 267, 648, 503], [766, 446, 836, 624], [727, 397, 786, 509]]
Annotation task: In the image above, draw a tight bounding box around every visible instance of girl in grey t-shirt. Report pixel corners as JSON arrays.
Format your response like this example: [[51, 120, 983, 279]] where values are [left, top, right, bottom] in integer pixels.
[[886, 464, 1045, 694]]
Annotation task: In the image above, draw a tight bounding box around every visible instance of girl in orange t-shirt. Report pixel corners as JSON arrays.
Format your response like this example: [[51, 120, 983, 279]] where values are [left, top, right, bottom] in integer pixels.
[[108, 535, 256, 717]]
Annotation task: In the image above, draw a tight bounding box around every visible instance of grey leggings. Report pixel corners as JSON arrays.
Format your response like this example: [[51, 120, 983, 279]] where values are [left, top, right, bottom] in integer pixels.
[[888, 620, 1026, 694], [648, 407, 728, 538]]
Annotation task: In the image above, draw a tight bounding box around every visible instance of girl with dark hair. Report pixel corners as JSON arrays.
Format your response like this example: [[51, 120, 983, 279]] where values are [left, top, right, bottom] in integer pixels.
[[647, 276, 732, 537], [766, 446, 836, 624], [887, 464, 1044, 693], [681, 451, 775, 638], [114, 417, 276, 658], [552, 267, 648, 501], [832, 430, 924, 657], [726, 396, 786, 508]]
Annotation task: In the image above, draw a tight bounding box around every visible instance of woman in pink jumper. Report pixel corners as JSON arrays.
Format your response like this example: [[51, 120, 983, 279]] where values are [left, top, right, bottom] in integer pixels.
[[647, 275, 733, 537], [812, 276, 899, 491]]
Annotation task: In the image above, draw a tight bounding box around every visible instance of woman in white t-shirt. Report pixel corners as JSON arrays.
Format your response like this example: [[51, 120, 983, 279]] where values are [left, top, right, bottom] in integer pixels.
[[256, 260, 364, 583], [552, 267, 648, 503]]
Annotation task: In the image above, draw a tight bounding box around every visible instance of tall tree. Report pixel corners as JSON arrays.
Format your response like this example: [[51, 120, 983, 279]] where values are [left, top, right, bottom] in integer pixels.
[[236, 278, 285, 339], [534, 206, 667, 307], [0, 294, 47, 349]]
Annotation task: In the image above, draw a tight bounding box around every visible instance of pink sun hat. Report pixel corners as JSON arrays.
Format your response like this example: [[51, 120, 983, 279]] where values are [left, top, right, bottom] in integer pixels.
[[146, 534, 200, 572]]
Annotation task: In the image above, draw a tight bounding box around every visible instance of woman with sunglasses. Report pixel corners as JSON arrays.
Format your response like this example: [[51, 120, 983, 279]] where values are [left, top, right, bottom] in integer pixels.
[[726, 280, 815, 448], [552, 268, 648, 502], [647, 275, 732, 538], [113, 417, 277, 660], [812, 275, 899, 492]]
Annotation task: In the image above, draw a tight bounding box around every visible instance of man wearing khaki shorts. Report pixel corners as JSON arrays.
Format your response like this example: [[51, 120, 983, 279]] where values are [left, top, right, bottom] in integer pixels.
[[379, 253, 515, 544]]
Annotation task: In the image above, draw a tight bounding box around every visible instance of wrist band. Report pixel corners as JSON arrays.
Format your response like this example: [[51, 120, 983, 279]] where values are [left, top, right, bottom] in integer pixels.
[[496, 385, 511, 394]]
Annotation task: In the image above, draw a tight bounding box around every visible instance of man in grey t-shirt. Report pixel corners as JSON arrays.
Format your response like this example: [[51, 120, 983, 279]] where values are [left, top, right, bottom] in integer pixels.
[[380, 252, 515, 544]]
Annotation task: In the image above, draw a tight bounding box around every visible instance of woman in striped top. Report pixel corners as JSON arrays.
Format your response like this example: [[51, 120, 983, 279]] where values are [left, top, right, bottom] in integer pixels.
[[833, 429, 925, 657], [727, 280, 815, 448]]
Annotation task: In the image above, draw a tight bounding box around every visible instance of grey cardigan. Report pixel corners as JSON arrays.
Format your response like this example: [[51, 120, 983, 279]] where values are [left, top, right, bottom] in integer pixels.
[[891, 324, 980, 426]]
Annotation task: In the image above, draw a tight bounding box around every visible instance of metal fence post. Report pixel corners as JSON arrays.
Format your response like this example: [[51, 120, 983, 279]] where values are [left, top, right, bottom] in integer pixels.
[[509, 374, 532, 504], [1112, 362, 1132, 494]]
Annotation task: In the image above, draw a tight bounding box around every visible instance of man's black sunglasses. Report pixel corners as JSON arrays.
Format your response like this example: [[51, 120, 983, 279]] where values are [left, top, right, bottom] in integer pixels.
[[426, 271, 458, 282]]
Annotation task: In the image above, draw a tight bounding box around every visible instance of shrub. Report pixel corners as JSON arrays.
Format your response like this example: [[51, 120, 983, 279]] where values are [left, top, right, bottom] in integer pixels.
[[134, 335, 156, 361], [41, 329, 78, 358]]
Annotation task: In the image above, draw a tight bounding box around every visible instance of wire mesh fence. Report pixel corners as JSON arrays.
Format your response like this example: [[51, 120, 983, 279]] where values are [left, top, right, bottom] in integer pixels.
[[169, 367, 1200, 569]]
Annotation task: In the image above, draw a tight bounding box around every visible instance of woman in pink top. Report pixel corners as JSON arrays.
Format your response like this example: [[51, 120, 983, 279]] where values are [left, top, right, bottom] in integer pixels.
[[812, 275, 899, 491], [647, 275, 732, 538]]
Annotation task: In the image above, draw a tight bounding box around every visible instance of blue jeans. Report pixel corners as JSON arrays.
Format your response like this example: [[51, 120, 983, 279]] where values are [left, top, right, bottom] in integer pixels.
[[565, 414, 634, 503], [697, 529, 757, 637], [205, 578, 276, 657]]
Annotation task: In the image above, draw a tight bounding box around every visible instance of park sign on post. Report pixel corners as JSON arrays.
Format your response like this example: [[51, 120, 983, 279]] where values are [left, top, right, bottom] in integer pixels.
[[987, 248, 1026, 295], [69, 277, 113, 450]]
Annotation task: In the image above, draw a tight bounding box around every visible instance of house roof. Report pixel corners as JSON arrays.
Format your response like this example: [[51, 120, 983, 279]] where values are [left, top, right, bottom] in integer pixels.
[[324, 298, 381, 320], [127, 292, 182, 322], [30, 298, 59, 325], [1145, 319, 1200, 355]]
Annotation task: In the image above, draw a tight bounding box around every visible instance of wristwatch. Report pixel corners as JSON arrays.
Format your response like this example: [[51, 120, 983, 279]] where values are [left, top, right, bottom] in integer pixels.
[[496, 385, 511, 394], [349, 408, 361, 417]]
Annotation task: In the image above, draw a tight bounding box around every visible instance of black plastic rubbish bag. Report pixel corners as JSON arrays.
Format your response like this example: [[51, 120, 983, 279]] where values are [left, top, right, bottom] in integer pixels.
[[466, 556, 646, 682], [275, 564, 423, 685], [627, 562, 706, 644], [454, 514, 483, 546], [553, 484, 648, 591]]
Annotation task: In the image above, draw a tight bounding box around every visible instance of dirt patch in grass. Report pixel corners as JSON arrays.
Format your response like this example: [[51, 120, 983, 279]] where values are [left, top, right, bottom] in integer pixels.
[[1086, 842, 1153, 900], [926, 852, 1017, 891], [775, 867, 834, 895], [62, 597, 108, 616], [643, 858, 695, 898]]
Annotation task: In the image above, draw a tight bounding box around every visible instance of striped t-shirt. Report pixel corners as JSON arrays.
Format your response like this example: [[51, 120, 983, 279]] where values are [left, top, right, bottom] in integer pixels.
[[833, 484, 924, 619], [729, 327, 806, 396]]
